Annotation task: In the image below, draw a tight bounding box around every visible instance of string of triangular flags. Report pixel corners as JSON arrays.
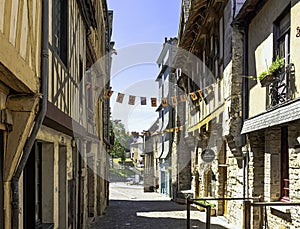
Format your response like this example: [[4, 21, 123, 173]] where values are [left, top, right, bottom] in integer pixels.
[[103, 82, 216, 107], [143, 125, 184, 136]]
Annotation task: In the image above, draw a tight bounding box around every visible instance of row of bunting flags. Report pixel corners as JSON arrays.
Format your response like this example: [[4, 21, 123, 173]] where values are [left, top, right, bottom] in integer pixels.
[[103, 88, 210, 107], [143, 125, 184, 136]]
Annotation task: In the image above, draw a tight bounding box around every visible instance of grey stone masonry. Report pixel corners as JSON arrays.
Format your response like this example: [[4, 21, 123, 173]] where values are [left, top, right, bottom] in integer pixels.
[[264, 127, 281, 202], [248, 131, 265, 229]]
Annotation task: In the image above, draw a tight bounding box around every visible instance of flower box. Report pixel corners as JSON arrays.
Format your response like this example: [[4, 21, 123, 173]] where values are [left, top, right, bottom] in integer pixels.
[[259, 73, 276, 87]]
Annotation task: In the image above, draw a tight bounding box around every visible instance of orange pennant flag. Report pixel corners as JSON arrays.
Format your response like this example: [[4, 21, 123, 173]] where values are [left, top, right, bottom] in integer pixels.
[[189, 92, 198, 101], [197, 90, 204, 100], [151, 98, 157, 107], [172, 96, 178, 106], [104, 89, 113, 98], [162, 98, 168, 107]]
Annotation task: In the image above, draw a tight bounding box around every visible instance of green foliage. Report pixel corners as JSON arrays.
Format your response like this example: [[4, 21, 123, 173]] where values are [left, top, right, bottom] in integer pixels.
[[247, 75, 257, 80], [257, 71, 268, 81], [257, 56, 285, 81], [268, 56, 285, 74], [109, 120, 130, 161], [196, 200, 216, 208]]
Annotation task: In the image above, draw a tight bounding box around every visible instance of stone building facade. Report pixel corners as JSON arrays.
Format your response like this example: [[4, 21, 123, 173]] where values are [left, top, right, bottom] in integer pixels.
[[155, 37, 178, 197], [144, 120, 159, 192], [0, 0, 113, 228], [236, 0, 300, 228], [175, 0, 246, 218]]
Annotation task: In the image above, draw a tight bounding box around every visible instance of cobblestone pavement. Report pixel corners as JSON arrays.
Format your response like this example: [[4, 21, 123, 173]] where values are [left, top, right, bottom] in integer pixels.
[[88, 182, 239, 229]]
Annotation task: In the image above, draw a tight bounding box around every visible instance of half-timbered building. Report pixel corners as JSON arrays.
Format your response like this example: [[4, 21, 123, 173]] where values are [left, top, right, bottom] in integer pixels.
[[0, 0, 113, 228]]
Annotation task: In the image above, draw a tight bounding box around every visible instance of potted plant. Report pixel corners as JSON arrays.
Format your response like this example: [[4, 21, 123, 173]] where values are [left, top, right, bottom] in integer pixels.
[[268, 55, 285, 76], [257, 71, 275, 87], [257, 56, 285, 87]]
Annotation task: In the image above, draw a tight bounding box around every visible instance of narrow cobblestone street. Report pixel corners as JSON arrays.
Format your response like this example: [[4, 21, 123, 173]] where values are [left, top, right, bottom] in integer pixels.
[[88, 183, 238, 229]]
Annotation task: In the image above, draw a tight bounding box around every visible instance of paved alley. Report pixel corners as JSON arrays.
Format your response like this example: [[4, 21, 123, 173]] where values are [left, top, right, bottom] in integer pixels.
[[88, 183, 238, 229]]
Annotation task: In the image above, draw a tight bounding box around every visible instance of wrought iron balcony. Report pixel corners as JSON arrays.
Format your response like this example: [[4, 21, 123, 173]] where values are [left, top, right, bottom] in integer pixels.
[[267, 63, 296, 109]]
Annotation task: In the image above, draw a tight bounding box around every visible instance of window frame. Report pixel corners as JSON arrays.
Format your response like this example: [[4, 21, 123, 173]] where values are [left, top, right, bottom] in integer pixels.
[[52, 0, 68, 66]]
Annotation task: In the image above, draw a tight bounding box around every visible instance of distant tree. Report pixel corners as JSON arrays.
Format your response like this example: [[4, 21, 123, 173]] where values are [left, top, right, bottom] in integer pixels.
[[109, 120, 130, 162]]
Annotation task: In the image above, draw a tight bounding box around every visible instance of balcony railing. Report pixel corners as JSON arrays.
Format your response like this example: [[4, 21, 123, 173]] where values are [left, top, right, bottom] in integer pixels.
[[267, 63, 295, 109]]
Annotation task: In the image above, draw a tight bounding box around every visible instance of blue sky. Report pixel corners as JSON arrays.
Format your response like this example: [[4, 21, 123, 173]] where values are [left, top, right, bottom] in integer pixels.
[[107, 0, 181, 132], [108, 0, 181, 48]]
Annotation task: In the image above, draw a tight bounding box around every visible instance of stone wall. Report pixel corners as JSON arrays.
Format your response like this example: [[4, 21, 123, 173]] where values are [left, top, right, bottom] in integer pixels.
[[226, 145, 244, 227], [288, 121, 300, 227], [248, 131, 265, 229]]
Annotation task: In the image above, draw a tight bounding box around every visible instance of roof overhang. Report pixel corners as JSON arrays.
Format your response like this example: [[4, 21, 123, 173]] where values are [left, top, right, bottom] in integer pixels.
[[233, 0, 269, 28], [241, 98, 300, 134]]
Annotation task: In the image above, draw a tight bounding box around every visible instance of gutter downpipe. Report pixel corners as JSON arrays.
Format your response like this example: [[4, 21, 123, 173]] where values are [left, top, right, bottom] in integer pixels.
[[11, 0, 48, 228], [241, 24, 250, 229], [242, 24, 249, 200]]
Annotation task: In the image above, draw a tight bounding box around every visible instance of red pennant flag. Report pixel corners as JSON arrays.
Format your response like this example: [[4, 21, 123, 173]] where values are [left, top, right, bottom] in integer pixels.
[[116, 93, 124, 103]]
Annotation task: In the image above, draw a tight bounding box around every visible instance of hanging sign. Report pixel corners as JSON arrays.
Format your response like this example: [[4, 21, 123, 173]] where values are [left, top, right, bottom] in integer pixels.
[[201, 149, 215, 163]]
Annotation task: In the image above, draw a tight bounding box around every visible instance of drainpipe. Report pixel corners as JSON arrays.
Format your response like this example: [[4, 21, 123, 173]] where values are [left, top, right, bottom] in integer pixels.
[[242, 26, 249, 199], [242, 24, 249, 199], [11, 0, 48, 228]]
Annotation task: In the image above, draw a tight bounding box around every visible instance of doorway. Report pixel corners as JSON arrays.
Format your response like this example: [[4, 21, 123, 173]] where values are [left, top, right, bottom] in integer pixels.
[[23, 141, 54, 228], [59, 145, 67, 229]]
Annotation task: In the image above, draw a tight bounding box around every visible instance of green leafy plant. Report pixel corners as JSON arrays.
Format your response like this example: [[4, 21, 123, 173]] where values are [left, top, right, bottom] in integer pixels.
[[257, 71, 268, 81], [196, 200, 216, 208], [268, 56, 285, 75], [257, 56, 285, 82]]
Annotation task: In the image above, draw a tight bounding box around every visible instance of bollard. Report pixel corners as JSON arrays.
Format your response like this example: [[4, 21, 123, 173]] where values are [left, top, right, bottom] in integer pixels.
[[206, 206, 211, 229], [244, 200, 251, 229], [187, 197, 191, 229]]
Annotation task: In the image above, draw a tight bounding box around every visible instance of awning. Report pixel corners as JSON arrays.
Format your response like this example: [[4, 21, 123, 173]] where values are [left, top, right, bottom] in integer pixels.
[[241, 98, 300, 134], [188, 104, 225, 133], [160, 140, 170, 159], [156, 141, 163, 158], [162, 112, 169, 130]]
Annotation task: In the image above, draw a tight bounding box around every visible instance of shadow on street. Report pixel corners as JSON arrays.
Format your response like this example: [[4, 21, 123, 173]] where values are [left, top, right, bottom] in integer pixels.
[[89, 199, 230, 229]]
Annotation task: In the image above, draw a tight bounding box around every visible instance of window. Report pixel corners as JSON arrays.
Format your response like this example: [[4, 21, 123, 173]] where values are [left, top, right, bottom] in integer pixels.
[[219, 17, 224, 60], [79, 58, 83, 106], [271, 9, 290, 106], [52, 0, 68, 66], [275, 10, 290, 63], [35, 143, 42, 225]]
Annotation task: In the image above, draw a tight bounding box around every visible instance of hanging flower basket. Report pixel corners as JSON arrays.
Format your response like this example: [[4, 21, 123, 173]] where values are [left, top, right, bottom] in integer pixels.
[[259, 73, 276, 87], [257, 56, 285, 87]]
